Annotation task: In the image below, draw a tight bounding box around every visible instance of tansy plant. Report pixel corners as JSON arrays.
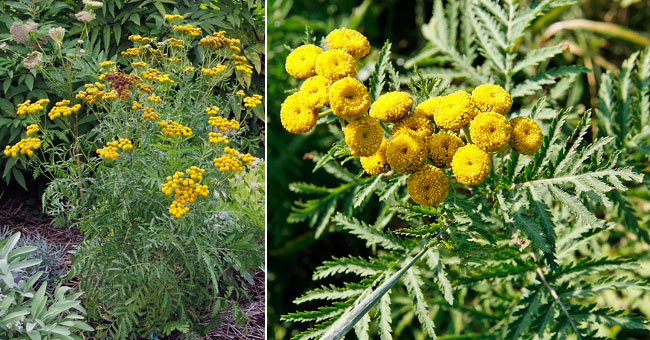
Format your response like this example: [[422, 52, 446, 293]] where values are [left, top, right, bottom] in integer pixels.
[[277, 1, 648, 339], [3, 14, 265, 340]]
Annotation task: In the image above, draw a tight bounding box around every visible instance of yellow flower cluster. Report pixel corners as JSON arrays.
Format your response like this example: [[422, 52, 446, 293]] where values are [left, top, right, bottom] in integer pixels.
[[76, 82, 116, 104], [137, 83, 154, 93], [148, 94, 162, 103], [98, 60, 116, 68], [232, 54, 247, 62], [48, 100, 81, 120], [198, 31, 241, 51], [128, 35, 154, 43], [208, 132, 229, 144], [205, 106, 220, 115], [142, 107, 159, 121], [141, 68, 161, 81], [235, 63, 253, 74], [240, 152, 255, 166], [236, 90, 245, 96], [164, 14, 184, 21], [157, 74, 174, 83], [4, 137, 41, 157], [17, 99, 49, 115], [183, 66, 195, 72], [201, 65, 227, 76], [213, 146, 245, 172], [166, 38, 184, 48], [132, 61, 147, 68], [173, 24, 202, 36], [132, 101, 143, 110], [161, 166, 209, 217], [158, 120, 193, 137], [208, 116, 240, 131], [26, 124, 38, 136], [96, 139, 132, 159], [243, 94, 263, 108]]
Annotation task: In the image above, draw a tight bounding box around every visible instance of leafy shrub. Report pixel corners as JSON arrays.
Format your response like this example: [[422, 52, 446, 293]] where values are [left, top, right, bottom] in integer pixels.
[[0, 0, 265, 188], [0, 231, 92, 339], [274, 1, 649, 339], [3, 9, 265, 339]]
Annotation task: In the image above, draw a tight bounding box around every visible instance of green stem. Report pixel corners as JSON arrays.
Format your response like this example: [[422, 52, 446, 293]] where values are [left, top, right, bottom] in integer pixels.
[[319, 109, 333, 117]]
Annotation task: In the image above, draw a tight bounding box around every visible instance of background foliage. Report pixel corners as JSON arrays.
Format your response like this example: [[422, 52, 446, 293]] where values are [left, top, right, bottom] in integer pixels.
[[267, 0, 650, 339]]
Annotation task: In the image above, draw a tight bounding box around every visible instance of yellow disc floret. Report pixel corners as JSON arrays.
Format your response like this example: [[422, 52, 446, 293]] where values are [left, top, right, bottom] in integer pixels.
[[300, 75, 330, 109], [427, 132, 464, 168], [386, 132, 427, 174], [329, 77, 370, 120], [360, 138, 390, 175], [280, 92, 318, 134], [315, 49, 357, 81], [469, 111, 512, 152], [413, 96, 441, 119], [370, 92, 414, 122], [285, 44, 323, 79], [407, 164, 449, 206], [451, 144, 492, 185], [344, 116, 383, 157], [392, 113, 434, 141], [509, 116, 543, 155], [471, 84, 512, 115], [325, 28, 370, 59], [434, 90, 478, 130]]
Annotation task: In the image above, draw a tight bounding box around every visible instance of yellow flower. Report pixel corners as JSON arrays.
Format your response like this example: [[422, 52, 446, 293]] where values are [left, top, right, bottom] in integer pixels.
[[205, 106, 220, 115], [434, 90, 478, 130], [471, 84, 512, 115], [427, 132, 464, 168], [243, 94, 263, 108], [285, 44, 323, 79], [173, 24, 202, 36], [48, 100, 81, 120], [469, 111, 512, 152], [360, 138, 390, 175], [315, 49, 357, 81], [325, 28, 370, 59], [413, 96, 441, 119], [17, 99, 49, 115], [131, 61, 147, 68], [161, 166, 208, 217], [142, 107, 159, 121], [392, 113, 434, 141], [386, 132, 427, 174], [300, 75, 330, 109], [4, 137, 41, 157], [201, 65, 227, 76], [209, 132, 229, 144], [164, 14, 184, 21], [509, 116, 543, 155], [148, 94, 162, 103], [208, 116, 240, 131], [451, 144, 491, 185], [213, 147, 246, 171], [280, 92, 318, 134], [25, 124, 39, 136], [369, 91, 413, 122], [329, 77, 370, 120], [132, 101, 143, 110], [344, 116, 383, 157], [98, 60, 116, 67], [407, 164, 449, 206], [157, 120, 193, 137]]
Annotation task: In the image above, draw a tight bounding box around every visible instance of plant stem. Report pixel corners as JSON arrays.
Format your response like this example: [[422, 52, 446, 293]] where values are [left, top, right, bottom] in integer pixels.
[[319, 109, 333, 117]]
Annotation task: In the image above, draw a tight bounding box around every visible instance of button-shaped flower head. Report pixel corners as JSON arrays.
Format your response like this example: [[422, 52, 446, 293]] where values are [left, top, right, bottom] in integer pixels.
[[427, 131, 465, 168], [451, 144, 492, 185], [509, 116, 543, 155], [370, 91, 414, 122], [285, 44, 323, 79], [315, 50, 357, 81], [281, 92, 319, 134], [326, 28, 370, 59], [300, 75, 330, 109], [434, 90, 478, 130], [360, 138, 391, 175], [386, 132, 427, 174], [469, 111, 512, 152], [407, 164, 449, 206], [471, 84, 512, 115], [329, 77, 370, 120], [344, 116, 383, 157]]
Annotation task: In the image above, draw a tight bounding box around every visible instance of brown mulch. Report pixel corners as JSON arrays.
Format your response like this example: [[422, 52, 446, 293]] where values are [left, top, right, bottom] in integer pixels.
[[1, 185, 266, 340]]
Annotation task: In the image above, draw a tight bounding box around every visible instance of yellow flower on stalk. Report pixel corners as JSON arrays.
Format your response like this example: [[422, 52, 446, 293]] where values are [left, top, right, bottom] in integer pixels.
[[240, 153, 255, 166], [280, 92, 318, 134], [208, 132, 229, 144], [17, 99, 50, 115], [161, 166, 209, 218], [142, 68, 162, 81], [360, 138, 390, 175], [142, 107, 159, 121], [156, 74, 174, 83], [329, 77, 370, 120], [243, 94, 263, 108], [407, 164, 449, 206], [173, 24, 202, 36], [469, 111, 512, 152], [48, 100, 81, 120], [434, 90, 478, 130], [300, 75, 330, 109], [285, 44, 323, 79], [201, 65, 227, 76], [370, 92, 413, 122], [471, 84, 512, 115], [315, 49, 357, 81], [4, 138, 41, 157], [182, 66, 195, 72], [148, 94, 162, 103], [132, 101, 143, 110], [98, 60, 116, 68], [392, 113, 434, 141], [25, 124, 39, 136], [386, 132, 427, 174], [236, 90, 245, 96], [344, 116, 383, 157], [427, 132, 464, 168], [214, 147, 245, 172], [205, 106, 220, 115], [326, 28, 370, 59], [451, 144, 491, 185], [131, 61, 147, 68], [509, 116, 543, 155], [157, 120, 193, 137], [166, 38, 184, 48], [414, 96, 442, 119], [128, 34, 143, 42], [208, 116, 240, 131]]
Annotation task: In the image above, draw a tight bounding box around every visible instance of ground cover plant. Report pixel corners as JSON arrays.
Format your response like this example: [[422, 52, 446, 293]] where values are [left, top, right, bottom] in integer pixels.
[[1, 1, 265, 339], [269, 0, 650, 339]]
